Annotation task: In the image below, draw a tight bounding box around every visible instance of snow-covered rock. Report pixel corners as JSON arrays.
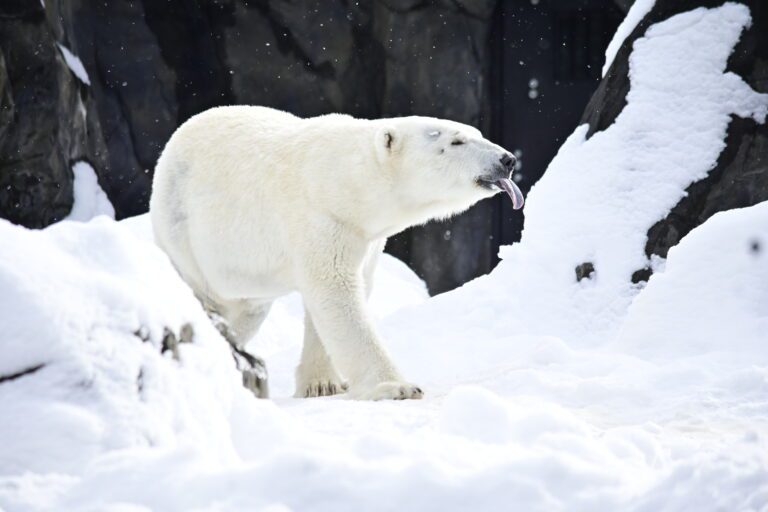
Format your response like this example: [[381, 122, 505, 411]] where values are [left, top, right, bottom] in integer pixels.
[[602, 0, 655, 76], [0, 216, 271, 478], [588, 0, 768, 264], [407, 2, 766, 347], [57, 44, 91, 86]]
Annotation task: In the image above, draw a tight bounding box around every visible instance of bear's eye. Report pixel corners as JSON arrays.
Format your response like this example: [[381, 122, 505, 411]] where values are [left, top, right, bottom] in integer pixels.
[[451, 139, 465, 146]]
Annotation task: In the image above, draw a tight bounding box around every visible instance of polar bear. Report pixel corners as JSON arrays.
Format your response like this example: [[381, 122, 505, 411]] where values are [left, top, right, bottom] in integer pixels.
[[150, 106, 523, 401]]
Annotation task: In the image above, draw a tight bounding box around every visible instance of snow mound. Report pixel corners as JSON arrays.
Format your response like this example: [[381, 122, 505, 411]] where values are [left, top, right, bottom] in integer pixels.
[[0, 217, 267, 477], [368, 254, 429, 317], [66, 161, 115, 222], [619, 202, 768, 361]]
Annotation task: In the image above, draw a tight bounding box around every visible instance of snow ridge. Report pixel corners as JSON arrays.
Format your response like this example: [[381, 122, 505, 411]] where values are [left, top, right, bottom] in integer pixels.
[[603, 0, 655, 77]]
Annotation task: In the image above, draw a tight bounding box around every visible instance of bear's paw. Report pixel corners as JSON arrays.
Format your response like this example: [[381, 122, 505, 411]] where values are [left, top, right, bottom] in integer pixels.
[[352, 381, 424, 401]]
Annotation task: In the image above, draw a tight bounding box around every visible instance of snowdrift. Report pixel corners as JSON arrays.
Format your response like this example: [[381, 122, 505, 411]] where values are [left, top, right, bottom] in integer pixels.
[[0, 216, 259, 477], [1, 3, 767, 511]]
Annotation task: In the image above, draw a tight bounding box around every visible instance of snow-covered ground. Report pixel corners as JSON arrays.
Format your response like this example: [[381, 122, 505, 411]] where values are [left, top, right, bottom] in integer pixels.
[[2, 204, 767, 511], [1, 3, 767, 511]]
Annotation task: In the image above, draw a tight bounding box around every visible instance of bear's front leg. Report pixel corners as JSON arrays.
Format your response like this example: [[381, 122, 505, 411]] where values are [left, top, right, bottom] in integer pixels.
[[296, 246, 423, 401], [294, 309, 349, 397]]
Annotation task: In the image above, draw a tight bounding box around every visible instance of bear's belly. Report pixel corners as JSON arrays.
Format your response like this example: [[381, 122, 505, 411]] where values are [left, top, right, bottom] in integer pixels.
[[201, 250, 296, 301]]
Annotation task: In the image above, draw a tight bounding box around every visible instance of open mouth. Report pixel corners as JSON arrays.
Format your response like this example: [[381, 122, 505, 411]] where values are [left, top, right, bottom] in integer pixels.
[[478, 177, 524, 210]]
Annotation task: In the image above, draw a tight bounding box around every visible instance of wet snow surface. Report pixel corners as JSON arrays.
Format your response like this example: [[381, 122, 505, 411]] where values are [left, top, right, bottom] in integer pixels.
[[2, 4, 768, 511]]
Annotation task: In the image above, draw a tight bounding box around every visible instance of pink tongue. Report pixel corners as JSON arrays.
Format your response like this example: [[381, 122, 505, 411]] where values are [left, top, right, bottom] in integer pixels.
[[497, 178, 524, 210]]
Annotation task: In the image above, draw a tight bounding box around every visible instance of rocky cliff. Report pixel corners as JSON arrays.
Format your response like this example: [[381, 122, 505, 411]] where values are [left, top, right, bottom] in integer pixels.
[[0, 0, 497, 293]]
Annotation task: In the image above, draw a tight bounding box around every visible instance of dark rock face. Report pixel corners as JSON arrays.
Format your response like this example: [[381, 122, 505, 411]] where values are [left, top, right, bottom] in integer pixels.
[[0, 1, 106, 227], [581, 0, 768, 280], [3, 0, 763, 295], [64, 0, 179, 218], [0, 0, 497, 294]]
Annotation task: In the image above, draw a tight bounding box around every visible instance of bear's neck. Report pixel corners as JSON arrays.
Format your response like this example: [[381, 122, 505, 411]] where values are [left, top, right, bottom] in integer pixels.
[[359, 195, 473, 240]]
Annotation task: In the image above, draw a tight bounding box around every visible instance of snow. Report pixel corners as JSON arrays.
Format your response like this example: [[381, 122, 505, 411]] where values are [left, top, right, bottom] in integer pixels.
[[56, 44, 91, 86], [0, 216, 250, 477], [469, 1, 767, 345], [1, 4, 768, 511], [3, 206, 767, 510], [618, 203, 768, 361], [65, 161, 115, 222], [603, 0, 655, 76]]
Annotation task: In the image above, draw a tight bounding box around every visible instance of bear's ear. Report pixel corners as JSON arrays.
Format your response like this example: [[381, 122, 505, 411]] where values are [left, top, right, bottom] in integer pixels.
[[375, 126, 401, 157]]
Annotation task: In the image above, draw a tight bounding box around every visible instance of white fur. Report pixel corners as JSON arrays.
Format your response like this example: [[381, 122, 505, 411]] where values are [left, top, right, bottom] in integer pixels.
[[150, 106, 512, 400]]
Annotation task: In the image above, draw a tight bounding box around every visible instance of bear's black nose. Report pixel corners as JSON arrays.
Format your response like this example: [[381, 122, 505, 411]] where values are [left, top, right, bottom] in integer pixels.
[[500, 153, 516, 170]]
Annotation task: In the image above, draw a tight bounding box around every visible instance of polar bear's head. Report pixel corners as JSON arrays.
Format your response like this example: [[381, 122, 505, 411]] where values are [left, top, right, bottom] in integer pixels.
[[374, 116, 523, 225]]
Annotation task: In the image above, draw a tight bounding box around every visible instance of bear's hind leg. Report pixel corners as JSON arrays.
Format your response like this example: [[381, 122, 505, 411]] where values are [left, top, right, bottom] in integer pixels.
[[294, 309, 348, 398], [215, 298, 272, 348], [205, 298, 272, 398]]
